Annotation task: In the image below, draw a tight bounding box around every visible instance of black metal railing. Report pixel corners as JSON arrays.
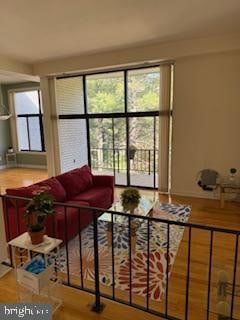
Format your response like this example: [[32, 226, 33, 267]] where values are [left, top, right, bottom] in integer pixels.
[[1, 194, 240, 320], [90, 148, 158, 175]]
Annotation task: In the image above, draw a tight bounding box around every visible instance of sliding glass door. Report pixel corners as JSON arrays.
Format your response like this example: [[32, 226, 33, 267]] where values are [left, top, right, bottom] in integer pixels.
[[86, 72, 128, 185], [89, 117, 127, 185], [127, 68, 160, 187], [85, 67, 160, 188], [128, 116, 159, 188]]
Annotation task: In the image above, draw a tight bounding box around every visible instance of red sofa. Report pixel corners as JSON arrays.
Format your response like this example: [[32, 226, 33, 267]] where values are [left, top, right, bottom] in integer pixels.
[[4, 165, 114, 243]]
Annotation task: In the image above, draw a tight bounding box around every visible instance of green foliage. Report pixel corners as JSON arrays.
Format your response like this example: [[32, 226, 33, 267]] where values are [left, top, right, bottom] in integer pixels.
[[25, 191, 55, 232], [128, 71, 159, 112], [120, 188, 141, 209], [87, 75, 124, 114], [87, 68, 160, 170]]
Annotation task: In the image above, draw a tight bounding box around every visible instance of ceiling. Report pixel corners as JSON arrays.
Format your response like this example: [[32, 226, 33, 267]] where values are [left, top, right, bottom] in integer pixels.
[[1, 0, 240, 63]]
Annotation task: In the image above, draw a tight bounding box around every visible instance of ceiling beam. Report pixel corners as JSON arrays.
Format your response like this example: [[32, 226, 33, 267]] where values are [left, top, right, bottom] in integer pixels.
[[0, 54, 34, 78]]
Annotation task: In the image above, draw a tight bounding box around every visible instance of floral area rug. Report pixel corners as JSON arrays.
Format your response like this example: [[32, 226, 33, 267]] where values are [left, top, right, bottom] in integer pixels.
[[60, 202, 191, 301]]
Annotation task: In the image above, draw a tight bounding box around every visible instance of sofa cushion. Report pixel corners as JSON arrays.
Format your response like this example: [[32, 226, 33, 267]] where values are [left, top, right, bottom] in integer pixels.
[[4, 206, 54, 242], [65, 200, 93, 231], [56, 165, 93, 199], [6, 184, 41, 207], [71, 186, 113, 209], [4, 206, 26, 241], [38, 177, 66, 202]]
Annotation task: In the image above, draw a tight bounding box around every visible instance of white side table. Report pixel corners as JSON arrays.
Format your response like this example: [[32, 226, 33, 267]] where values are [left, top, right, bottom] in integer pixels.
[[6, 152, 17, 167], [8, 232, 63, 313], [219, 182, 240, 208]]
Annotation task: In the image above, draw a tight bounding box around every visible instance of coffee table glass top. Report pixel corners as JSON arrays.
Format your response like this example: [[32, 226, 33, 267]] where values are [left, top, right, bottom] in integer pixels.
[[99, 197, 154, 223]]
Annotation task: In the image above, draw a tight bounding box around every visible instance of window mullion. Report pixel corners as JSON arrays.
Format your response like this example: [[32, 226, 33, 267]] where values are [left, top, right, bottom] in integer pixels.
[[83, 75, 91, 166], [37, 89, 44, 151], [26, 116, 31, 151], [39, 114, 45, 151]]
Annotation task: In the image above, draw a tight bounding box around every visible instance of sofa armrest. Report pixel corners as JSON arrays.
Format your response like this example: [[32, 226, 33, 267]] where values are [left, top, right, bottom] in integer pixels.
[[92, 175, 115, 188]]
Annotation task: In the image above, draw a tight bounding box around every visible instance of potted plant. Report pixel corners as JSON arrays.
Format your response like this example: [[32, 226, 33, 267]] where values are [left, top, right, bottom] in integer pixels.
[[120, 188, 141, 213], [25, 187, 55, 245]]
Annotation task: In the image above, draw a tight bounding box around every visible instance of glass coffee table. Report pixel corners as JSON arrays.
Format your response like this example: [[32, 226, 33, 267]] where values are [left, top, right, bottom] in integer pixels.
[[99, 197, 154, 252]]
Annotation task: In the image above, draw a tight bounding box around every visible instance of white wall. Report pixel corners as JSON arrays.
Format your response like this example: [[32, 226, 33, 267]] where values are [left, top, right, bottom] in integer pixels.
[[171, 51, 240, 198], [36, 35, 240, 199], [33, 33, 240, 76]]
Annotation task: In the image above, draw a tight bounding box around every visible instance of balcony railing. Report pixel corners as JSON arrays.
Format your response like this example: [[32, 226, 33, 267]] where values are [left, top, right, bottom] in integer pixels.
[[91, 148, 158, 175], [1, 194, 240, 320]]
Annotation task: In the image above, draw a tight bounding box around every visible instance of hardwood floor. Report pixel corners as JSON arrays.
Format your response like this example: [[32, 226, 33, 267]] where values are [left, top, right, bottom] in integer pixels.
[[0, 167, 48, 194], [0, 271, 159, 320], [0, 168, 239, 320]]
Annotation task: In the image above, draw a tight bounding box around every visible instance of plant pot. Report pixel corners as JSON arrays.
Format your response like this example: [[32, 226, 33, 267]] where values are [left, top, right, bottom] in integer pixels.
[[27, 212, 38, 226], [123, 202, 139, 213], [28, 227, 46, 245]]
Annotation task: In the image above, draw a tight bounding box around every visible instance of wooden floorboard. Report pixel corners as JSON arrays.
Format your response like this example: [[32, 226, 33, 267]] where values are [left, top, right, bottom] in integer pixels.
[[0, 168, 240, 320], [0, 167, 48, 194]]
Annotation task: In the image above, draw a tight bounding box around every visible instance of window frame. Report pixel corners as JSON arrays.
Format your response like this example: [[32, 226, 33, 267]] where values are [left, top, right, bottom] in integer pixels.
[[57, 65, 172, 189], [8, 88, 46, 153]]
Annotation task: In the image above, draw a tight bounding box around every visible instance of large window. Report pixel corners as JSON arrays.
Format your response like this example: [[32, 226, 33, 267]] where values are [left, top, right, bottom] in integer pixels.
[[56, 66, 169, 189], [14, 90, 45, 152]]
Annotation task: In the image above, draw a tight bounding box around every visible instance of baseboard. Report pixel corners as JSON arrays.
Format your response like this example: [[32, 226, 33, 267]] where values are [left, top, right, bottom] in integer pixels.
[[170, 189, 219, 200], [17, 164, 47, 169], [0, 164, 47, 170]]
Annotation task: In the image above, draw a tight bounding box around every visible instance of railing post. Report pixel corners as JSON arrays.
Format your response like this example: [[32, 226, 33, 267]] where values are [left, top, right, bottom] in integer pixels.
[[91, 211, 105, 313], [230, 234, 239, 319], [148, 150, 151, 175], [185, 227, 192, 320], [206, 230, 213, 320], [165, 223, 170, 317], [64, 207, 70, 286], [117, 150, 120, 173]]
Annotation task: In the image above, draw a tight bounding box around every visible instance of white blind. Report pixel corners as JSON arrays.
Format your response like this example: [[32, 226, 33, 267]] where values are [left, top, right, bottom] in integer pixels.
[[56, 77, 88, 173], [56, 77, 84, 114], [58, 119, 88, 173]]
